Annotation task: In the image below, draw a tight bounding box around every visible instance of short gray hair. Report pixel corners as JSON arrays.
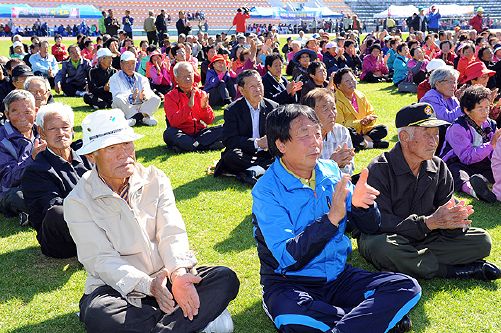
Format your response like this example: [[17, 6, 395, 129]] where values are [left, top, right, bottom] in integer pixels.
[[397, 127, 415, 141], [24, 76, 51, 92], [429, 67, 459, 89], [3, 89, 35, 113], [36, 102, 74, 129], [173, 61, 193, 77]]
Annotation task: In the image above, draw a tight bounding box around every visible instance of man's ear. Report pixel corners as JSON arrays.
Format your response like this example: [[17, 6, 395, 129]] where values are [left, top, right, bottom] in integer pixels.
[[85, 152, 96, 164], [37, 125, 46, 141], [399, 130, 409, 143], [276, 139, 286, 154], [237, 85, 244, 96]]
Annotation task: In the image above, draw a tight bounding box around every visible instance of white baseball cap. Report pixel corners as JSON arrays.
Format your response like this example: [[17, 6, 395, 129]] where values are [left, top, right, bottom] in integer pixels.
[[120, 51, 136, 62], [426, 59, 447, 72], [77, 109, 143, 155], [97, 47, 112, 59]]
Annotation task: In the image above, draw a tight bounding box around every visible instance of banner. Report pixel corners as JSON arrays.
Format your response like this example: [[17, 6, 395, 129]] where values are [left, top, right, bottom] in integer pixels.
[[12, 6, 79, 19]]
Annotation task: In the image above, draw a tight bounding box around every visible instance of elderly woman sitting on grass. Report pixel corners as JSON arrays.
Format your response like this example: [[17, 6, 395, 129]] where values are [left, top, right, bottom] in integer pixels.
[[441, 85, 501, 203]]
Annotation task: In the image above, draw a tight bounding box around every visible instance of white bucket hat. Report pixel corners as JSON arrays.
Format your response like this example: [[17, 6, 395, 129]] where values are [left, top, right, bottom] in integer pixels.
[[77, 109, 143, 155]]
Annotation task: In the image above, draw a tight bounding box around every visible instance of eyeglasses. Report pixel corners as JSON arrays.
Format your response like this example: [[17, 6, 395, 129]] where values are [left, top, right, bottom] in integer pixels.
[[29, 89, 48, 96]]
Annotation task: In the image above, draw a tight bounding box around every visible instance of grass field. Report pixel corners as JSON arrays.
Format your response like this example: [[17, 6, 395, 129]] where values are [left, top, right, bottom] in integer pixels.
[[0, 38, 500, 333]]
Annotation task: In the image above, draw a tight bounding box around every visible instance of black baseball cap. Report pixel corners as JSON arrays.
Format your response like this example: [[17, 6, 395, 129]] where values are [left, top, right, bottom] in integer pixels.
[[395, 103, 450, 128], [12, 65, 33, 78]]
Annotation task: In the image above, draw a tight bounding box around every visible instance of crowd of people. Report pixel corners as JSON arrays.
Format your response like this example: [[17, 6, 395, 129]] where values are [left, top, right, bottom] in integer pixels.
[[0, 4, 501, 333]]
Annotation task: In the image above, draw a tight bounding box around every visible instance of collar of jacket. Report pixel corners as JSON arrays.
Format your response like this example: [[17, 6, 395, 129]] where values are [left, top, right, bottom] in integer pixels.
[[87, 164, 147, 199], [272, 158, 335, 192], [335, 88, 362, 110], [387, 142, 438, 176], [2, 121, 38, 140]]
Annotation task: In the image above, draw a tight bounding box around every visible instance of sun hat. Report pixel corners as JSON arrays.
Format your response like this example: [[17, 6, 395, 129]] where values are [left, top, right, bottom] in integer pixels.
[[148, 50, 163, 63], [396, 103, 450, 128], [77, 109, 143, 155], [96, 47, 112, 59], [13, 41, 23, 49], [209, 54, 229, 68], [461, 61, 495, 84], [293, 48, 318, 63], [426, 59, 447, 72]]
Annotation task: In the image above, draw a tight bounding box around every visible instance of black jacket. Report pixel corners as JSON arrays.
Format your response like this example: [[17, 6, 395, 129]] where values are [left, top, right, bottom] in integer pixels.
[[21, 148, 92, 232], [262, 72, 298, 105], [222, 97, 278, 154], [88, 65, 117, 98]]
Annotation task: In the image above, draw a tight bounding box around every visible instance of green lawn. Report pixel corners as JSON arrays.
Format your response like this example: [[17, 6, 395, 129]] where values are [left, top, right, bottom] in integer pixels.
[[0, 38, 500, 333]]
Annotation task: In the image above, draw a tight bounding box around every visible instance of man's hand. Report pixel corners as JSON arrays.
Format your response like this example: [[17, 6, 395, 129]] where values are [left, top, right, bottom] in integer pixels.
[[139, 89, 145, 102], [54, 82, 61, 94], [330, 143, 355, 168], [171, 272, 202, 321], [328, 174, 350, 226], [425, 199, 474, 230], [188, 89, 195, 108], [256, 135, 268, 150], [352, 168, 379, 209], [150, 270, 175, 314], [104, 82, 110, 92], [31, 138, 47, 160], [200, 92, 209, 109]]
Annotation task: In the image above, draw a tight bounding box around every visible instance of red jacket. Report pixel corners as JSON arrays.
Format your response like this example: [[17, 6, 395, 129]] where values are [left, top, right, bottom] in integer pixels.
[[51, 44, 68, 62], [469, 14, 483, 33], [164, 87, 214, 135], [232, 12, 250, 33]]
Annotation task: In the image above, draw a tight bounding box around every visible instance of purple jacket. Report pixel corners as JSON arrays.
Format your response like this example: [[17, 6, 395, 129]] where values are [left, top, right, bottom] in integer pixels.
[[360, 54, 388, 81], [442, 117, 494, 165], [420, 88, 462, 123], [0, 122, 39, 192]]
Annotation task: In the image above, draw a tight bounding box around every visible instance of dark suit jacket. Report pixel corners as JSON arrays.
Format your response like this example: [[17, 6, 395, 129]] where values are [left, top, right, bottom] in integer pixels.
[[262, 72, 298, 105], [222, 97, 278, 155], [21, 148, 92, 233]]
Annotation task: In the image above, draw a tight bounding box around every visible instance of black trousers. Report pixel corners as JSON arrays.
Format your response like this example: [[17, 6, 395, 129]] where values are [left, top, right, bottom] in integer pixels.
[[216, 148, 274, 175], [36, 205, 77, 259], [207, 81, 236, 107], [163, 125, 223, 152], [446, 157, 494, 191], [147, 31, 158, 45], [79, 266, 239, 333], [348, 125, 388, 149], [84, 91, 113, 109], [0, 186, 26, 217], [62, 82, 86, 97]]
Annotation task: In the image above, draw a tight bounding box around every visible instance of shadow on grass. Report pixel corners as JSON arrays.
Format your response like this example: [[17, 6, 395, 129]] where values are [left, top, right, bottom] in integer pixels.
[[71, 105, 94, 113], [0, 246, 80, 304], [173, 174, 248, 202], [214, 214, 254, 253], [9, 312, 84, 333], [0, 215, 28, 238], [232, 299, 276, 333], [136, 144, 173, 163]]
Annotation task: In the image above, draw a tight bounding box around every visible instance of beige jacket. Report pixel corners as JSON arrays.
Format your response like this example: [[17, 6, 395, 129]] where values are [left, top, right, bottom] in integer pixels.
[[64, 163, 197, 305]]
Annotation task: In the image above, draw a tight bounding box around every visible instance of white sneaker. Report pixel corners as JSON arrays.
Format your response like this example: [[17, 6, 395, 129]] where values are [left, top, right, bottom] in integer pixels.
[[127, 118, 137, 127], [142, 117, 157, 126], [200, 309, 233, 333]]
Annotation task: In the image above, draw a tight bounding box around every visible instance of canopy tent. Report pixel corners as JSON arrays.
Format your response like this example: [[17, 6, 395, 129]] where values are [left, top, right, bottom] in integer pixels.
[[374, 4, 474, 19], [250, 6, 343, 20], [0, 4, 101, 19]]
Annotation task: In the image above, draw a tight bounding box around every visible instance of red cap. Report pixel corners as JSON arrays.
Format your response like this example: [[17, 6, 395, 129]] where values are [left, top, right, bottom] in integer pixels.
[[209, 54, 229, 67], [462, 61, 495, 84]]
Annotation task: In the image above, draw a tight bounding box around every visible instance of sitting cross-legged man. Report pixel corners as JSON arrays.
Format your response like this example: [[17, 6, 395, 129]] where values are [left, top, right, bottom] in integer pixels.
[[84, 48, 117, 109], [22, 103, 91, 258], [163, 62, 224, 152], [252, 104, 421, 333], [54, 44, 91, 97], [0, 90, 45, 225], [214, 70, 278, 185], [109, 51, 161, 126], [64, 109, 240, 333], [358, 102, 501, 281]]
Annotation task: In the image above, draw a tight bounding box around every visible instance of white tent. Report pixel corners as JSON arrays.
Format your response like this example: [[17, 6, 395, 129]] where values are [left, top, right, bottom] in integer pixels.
[[373, 4, 474, 19]]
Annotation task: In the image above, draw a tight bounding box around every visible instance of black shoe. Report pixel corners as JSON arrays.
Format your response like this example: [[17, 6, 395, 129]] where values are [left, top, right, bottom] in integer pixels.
[[389, 315, 412, 333], [470, 174, 496, 203], [206, 141, 224, 151], [373, 140, 389, 149], [236, 170, 258, 186], [448, 261, 501, 281]]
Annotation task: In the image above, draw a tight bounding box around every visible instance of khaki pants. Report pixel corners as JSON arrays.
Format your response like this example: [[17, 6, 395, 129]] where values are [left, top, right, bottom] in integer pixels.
[[112, 94, 161, 119], [357, 228, 492, 279]]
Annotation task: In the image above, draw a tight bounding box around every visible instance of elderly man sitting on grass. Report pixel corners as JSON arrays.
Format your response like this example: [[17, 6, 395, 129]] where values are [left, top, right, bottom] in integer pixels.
[[64, 109, 239, 333]]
